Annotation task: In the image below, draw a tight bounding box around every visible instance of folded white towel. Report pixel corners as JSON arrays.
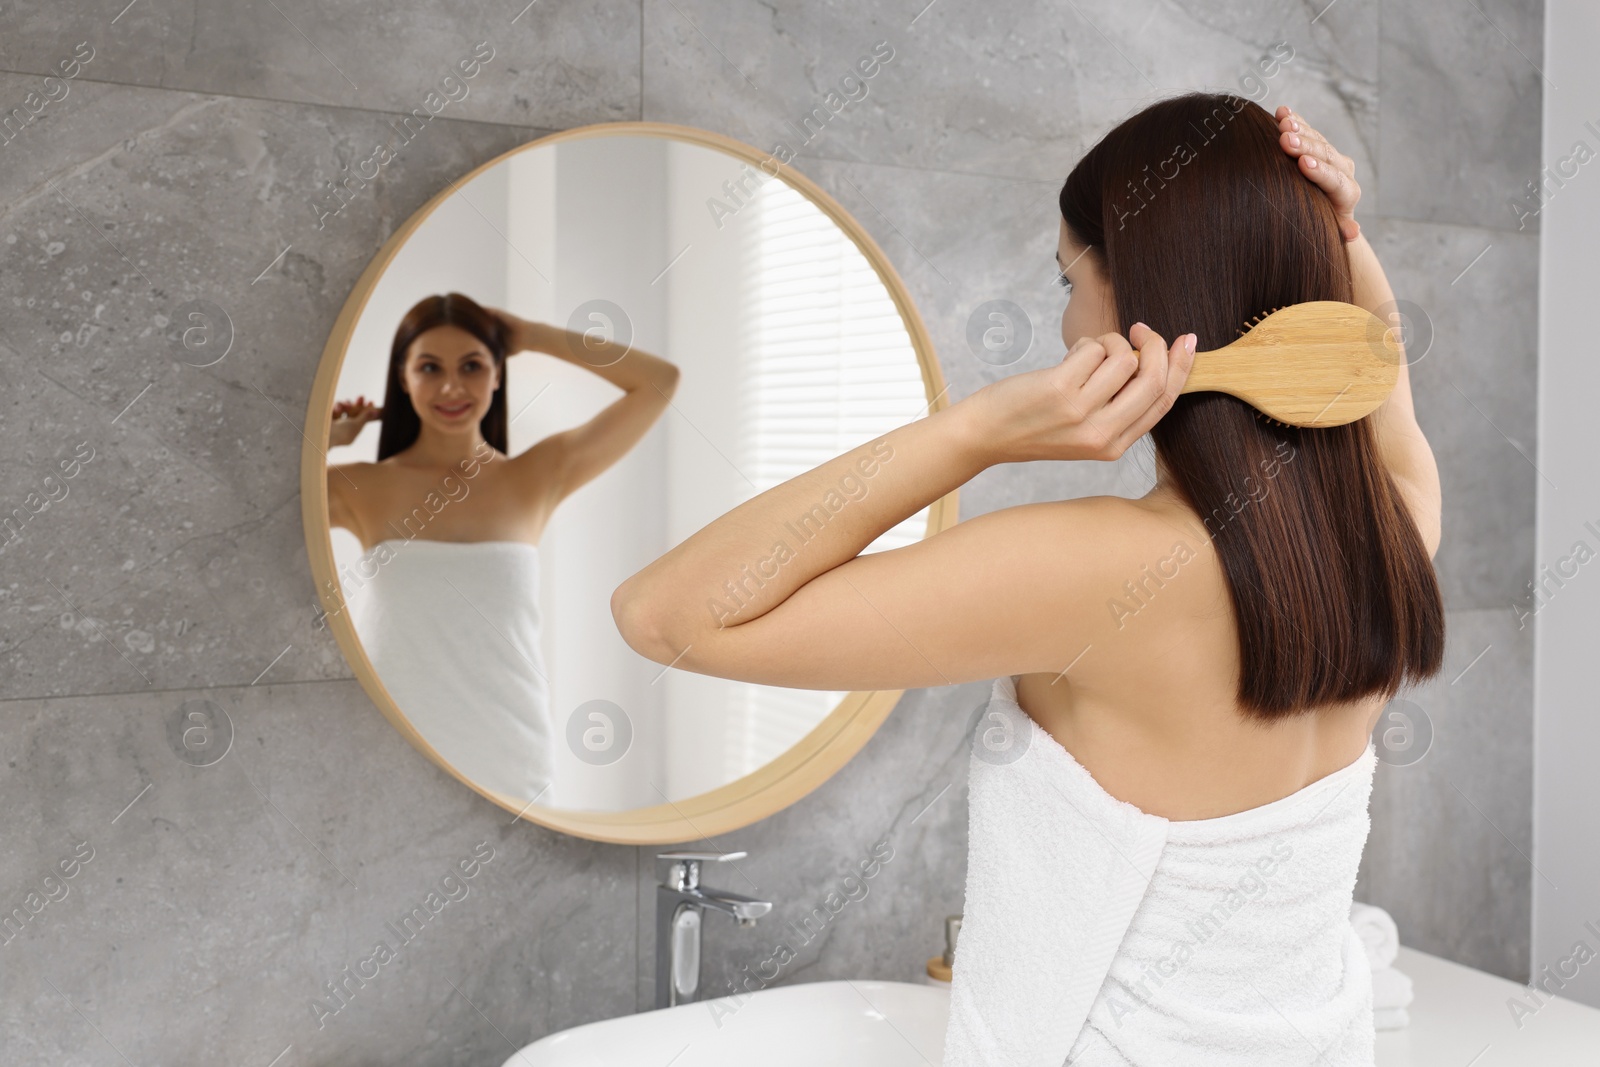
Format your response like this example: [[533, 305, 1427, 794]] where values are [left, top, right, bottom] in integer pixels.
[[943, 675, 1380, 1067], [1371, 965, 1414, 1011], [1374, 1006, 1411, 1031], [1350, 901, 1400, 970], [1347, 904, 1412, 1028]]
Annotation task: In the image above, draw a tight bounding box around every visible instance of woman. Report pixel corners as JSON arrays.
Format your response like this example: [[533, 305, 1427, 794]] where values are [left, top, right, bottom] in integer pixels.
[[328, 292, 680, 803], [611, 94, 1441, 1064]]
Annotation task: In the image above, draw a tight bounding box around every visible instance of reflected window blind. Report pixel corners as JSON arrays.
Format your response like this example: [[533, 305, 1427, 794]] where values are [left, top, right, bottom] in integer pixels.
[[737, 178, 930, 546], [725, 177, 931, 775]]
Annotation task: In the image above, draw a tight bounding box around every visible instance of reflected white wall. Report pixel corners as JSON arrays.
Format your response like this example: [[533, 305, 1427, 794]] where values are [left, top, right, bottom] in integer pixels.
[[536, 137, 669, 811]]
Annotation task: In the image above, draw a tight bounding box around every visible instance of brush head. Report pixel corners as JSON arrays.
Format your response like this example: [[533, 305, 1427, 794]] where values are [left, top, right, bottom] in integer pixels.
[[1178, 301, 1402, 428]]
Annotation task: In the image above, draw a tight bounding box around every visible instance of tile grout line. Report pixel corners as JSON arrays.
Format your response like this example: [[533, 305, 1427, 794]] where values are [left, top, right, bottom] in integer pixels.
[[0, 71, 1545, 235], [0, 672, 364, 708]]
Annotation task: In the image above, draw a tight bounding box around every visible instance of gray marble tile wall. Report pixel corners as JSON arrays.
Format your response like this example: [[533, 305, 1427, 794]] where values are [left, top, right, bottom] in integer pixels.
[[0, 0, 1542, 1062]]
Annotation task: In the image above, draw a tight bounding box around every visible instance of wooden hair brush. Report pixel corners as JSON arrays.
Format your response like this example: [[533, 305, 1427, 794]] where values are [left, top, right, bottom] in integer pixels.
[[1178, 301, 1402, 428]]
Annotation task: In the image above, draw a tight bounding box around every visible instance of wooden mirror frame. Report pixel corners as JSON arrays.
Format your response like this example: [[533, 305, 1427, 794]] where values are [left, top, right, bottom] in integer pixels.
[[300, 121, 958, 844]]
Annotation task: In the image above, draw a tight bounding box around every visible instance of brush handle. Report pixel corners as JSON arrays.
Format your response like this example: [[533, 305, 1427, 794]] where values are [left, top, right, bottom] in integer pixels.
[[1183, 351, 1247, 394], [1177, 301, 1401, 427]]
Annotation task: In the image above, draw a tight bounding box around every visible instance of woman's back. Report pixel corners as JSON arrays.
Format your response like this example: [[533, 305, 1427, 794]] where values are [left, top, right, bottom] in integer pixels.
[[944, 485, 1394, 1064], [1013, 485, 1387, 821], [945, 667, 1379, 1067]]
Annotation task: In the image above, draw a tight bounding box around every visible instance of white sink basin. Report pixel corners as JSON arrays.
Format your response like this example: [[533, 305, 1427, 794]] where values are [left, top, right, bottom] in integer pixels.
[[502, 980, 950, 1066], [504, 946, 1600, 1066]]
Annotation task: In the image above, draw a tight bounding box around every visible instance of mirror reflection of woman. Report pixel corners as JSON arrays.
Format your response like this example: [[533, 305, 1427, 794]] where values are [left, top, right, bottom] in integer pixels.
[[327, 292, 680, 804]]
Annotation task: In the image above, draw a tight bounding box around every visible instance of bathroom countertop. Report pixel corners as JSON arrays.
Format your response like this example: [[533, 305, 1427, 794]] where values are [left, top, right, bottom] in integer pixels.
[[1377, 946, 1600, 1065]]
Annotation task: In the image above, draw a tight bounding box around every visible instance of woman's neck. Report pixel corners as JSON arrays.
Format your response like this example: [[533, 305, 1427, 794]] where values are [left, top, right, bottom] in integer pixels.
[[400, 427, 494, 469], [1144, 464, 1184, 508]]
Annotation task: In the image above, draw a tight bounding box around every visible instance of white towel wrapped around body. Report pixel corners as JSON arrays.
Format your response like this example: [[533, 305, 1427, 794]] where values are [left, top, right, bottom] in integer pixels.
[[943, 674, 1380, 1067], [348, 537, 554, 803]]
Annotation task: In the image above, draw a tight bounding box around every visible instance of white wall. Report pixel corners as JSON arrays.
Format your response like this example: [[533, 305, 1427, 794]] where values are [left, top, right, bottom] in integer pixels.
[[1532, 0, 1600, 1009]]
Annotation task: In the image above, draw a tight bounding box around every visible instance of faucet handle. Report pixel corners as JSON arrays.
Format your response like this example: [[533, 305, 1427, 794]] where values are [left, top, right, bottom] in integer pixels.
[[656, 850, 746, 891]]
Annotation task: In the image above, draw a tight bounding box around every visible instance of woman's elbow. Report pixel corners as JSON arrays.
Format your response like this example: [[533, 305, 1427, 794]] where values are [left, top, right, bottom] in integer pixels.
[[1422, 514, 1442, 561], [655, 362, 682, 400], [610, 580, 677, 664]]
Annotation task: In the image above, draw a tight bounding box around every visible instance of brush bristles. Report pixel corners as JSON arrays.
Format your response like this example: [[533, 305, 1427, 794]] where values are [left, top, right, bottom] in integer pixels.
[[1240, 306, 1290, 427], [1238, 304, 1288, 336], [1253, 408, 1289, 428]]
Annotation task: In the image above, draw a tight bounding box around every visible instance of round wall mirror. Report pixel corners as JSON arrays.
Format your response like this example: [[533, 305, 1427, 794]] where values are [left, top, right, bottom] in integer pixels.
[[300, 122, 957, 844]]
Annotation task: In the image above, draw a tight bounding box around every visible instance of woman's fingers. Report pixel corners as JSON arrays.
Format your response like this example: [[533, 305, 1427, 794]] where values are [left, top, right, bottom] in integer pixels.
[[1111, 325, 1194, 451], [1070, 326, 1179, 457], [1281, 122, 1344, 183], [1058, 334, 1108, 391], [1079, 331, 1141, 409], [332, 399, 380, 421], [1276, 105, 1362, 240], [1276, 107, 1348, 177], [1009, 326, 1191, 462], [1102, 324, 1169, 425]]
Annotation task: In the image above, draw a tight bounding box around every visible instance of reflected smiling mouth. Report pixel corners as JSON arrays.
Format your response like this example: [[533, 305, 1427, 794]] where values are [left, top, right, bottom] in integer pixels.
[[435, 401, 472, 418]]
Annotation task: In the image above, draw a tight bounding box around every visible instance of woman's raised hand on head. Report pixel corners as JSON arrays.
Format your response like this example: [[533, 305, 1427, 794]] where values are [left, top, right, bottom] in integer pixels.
[[1274, 105, 1361, 242], [962, 323, 1195, 465], [485, 305, 544, 354]]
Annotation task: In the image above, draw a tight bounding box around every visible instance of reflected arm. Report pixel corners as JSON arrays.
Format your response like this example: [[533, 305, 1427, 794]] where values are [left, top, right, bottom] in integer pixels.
[[509, 315, 681, 503], [326, 465, 368, 545]]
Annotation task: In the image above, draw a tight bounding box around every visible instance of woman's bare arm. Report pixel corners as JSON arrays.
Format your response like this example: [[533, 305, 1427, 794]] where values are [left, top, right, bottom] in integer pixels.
[[326, 400, 379, 543], [609, 325, 1194, 689], [1344, 234, 1441, 554], [326, 465, 370, 545], [502, 312, 681, 502], [1275, 106, 1441, 556]]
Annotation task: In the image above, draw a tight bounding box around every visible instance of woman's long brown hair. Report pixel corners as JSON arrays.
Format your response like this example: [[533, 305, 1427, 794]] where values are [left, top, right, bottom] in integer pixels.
[[377, 292, 509, 460], [1060, 91, 1444, 720]]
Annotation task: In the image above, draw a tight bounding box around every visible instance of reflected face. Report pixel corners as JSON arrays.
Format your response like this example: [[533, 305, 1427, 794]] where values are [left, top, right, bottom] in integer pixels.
[[401, 324, 500, 435], [1056, 218, 1118, 350]]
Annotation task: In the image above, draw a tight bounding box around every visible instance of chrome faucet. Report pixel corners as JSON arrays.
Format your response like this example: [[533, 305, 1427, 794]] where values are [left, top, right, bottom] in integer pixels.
[[654, 850, 772, 1009]]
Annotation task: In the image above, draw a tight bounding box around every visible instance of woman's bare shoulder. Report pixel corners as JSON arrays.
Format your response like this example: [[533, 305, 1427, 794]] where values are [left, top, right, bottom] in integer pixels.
[[961, 493, 1222, 627], [954, 494, 1228, 684], [1039, 492, 1213, 560], [1027, 492, 1229, 636], [328, 458, 419, 494]]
